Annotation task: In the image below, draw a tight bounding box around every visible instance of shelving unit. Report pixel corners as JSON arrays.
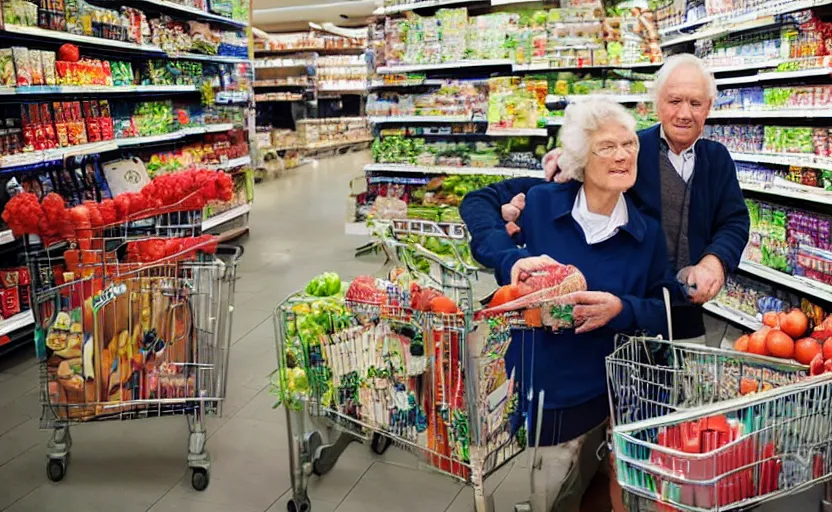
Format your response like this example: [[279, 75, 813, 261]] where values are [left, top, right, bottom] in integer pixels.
[[0, 1, 254, 355]]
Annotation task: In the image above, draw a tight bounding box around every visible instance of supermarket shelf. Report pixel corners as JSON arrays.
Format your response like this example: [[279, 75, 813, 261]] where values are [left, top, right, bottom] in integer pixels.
[[739, 261, 832, 303], [305, 138, 374, 150], [703, 302, 763, 331], [345, 222, 371, 236], [255, 96, 305, 103], [715, 68, 832, 86], [2, 24, 165, 54], [710, 109, 832, 119], [255, 47, 366, 56], [375, 0, 481, 14], [0, 230, 14, 246], [706, 61, 783, 74], [739, 181, 832, 206], [369, 115, 480, 124], [0, 140, 119, 169], [119, 0, 247, 27], [660, 0, 832, 39], [202, 203, 251, 231], [546, 94, 652, 104], [0, 84, 198, 95], [514, 62, 660, 72], [545, 118, 564, 126], [206, 156, 252, 170], [661, 17, 779, 48], [377, 60, 513, 74], [365, 163, 544, 177], [168, 52, 249, 64], [730, 152, 832, 172], [0, 310, 35, 337], [485, 128, 549, 137], [0, 125, 235, 169]]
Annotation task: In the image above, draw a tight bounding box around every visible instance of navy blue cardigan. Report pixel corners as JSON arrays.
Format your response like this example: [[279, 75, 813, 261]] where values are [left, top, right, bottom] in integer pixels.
[[461, 124, 750, 338], [493, 181, 676, 444]]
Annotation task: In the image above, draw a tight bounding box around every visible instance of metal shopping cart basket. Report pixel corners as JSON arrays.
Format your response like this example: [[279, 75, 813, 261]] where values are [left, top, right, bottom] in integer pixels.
[[273, 239, 532, 512], [606, 335, 832, 511], [25, 192, 241, 491]]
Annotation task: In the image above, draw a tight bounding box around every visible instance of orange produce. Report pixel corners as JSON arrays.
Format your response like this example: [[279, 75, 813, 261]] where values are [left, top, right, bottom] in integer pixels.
[[794, 337, 822, 365], [489, 285, 521, 308], [733, 335, 749, 352], [523, 308, 542, 327], [740, 377, 758, 395], [762, 311, 780, 328], [779, 309, 809, 339], [824, 338, 832, 361], [766, 330, 795, 359], [747, 327, 771, 356], [429, 296, 459, 314]]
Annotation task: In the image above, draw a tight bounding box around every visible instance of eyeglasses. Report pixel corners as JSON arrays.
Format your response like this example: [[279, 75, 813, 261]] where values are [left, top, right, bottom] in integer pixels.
[[592, 140, 639, 158]]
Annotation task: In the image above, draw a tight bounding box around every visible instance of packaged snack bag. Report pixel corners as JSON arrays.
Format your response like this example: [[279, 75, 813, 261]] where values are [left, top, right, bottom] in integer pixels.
[[42, 51, 56, 85], [29, 49, 44, 85], [12, 47, 31, 87], [0, 49, 16, 87]]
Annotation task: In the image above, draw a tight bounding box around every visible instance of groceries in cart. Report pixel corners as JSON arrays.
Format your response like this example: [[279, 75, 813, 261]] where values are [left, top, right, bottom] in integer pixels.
[[607, 333, 832, 511]]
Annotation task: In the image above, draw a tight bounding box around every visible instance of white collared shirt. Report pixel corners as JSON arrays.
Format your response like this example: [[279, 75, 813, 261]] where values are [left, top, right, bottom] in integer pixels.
[[571, 186, 629, 245], [660, 126, 697, 183]]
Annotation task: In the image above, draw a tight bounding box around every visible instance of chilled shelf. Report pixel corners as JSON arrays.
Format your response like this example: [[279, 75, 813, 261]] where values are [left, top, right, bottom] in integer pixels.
[[375, 0, 481, 14], [485, 128, 548, 137], [377, 60, 513, 74], [703, 301, 764, 331], [546, 94, 651, 104], [117, 0, 248, 28], [0, 84, 198, 95], [369, 115, 480, 124], [706, 61, 783, 74], [514, 62, 659, 72], [739, 260, 832, 303], [365, 163, 544, 177], [203, 203, 251, 231]]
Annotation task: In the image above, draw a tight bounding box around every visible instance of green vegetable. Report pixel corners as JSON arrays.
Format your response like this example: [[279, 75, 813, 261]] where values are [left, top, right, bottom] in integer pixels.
[[304, 272, 341, 297]]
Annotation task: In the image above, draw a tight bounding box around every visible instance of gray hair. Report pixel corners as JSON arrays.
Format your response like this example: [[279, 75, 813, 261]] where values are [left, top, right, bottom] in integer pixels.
[[652, 53, 717, 105], [559, 97, 637, 182]]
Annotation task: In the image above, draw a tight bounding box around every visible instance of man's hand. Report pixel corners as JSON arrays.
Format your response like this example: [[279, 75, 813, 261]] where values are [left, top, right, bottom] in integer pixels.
[[542, 148, 570, 183], [510, 255, 559, 286], [501, 193, 525, 222], [678, 255, 726, 304], [562, 291, 624, 334]]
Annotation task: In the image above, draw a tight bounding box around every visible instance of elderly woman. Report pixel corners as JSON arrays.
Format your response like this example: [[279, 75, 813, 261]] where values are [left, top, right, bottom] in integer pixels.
[[461, 97, 677, 511]]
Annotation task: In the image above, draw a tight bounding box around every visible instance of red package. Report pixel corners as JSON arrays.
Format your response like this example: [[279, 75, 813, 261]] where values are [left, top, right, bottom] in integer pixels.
[[85, 118, 100, 142], [0, 287, 21, 318], [0, 269, 19, 288]]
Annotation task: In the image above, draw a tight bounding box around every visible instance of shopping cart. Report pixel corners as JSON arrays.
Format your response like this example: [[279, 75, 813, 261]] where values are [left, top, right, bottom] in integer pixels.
[[273, 239, 530, 512], [25, 193, 241, 491], [606, 335, 832, 511]]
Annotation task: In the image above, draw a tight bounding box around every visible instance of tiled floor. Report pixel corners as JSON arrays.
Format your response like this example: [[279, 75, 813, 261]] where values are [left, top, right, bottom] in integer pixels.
[[0, 151, 825, 511]]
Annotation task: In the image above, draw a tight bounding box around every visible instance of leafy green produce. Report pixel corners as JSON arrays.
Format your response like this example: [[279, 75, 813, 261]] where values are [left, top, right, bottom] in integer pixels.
[[304, 272, 342, 297]]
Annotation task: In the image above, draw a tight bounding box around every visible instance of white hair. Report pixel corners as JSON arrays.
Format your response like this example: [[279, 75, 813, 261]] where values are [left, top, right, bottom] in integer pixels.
[[652, 53, 717, 105], [559, 97, 637, 182]]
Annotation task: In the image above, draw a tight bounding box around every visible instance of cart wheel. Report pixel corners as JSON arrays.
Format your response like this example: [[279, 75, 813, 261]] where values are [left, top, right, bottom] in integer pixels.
[[370, 433, 392, 455], [287, 497, 311, 512], [191, 468, 209, 491], [46, 459, 65, 482]]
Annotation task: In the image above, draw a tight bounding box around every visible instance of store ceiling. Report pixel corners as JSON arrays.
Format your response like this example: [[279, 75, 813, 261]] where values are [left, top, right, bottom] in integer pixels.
[[253, 0, 378, 32]]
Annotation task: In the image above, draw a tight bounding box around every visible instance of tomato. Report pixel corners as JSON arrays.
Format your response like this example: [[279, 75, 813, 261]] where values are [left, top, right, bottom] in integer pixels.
[[813, 315, 832, 342], [780, 309, 809, 339], [733, 334, 749, 352], [523, 308, 542, 327], [429, 296, 459, 314], [794, 337, 822, 365], [765, 330, 794, 359], [825, 359, 832, 374], [762, 311, 780, 328], [489, 285, 521, 308], [810, 353, 825, 376], [747, 327, 771, 356], [824, 338, 832, 361], [58, 43, 80, 62]]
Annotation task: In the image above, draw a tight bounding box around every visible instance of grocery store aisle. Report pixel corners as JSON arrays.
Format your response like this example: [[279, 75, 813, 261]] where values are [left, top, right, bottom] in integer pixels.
[[0, 151, 519, 512]]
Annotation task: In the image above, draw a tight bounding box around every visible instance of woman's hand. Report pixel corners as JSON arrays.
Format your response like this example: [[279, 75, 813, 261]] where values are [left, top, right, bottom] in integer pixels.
[[562, 291, 623, 334], [510, 255, 559, 286]]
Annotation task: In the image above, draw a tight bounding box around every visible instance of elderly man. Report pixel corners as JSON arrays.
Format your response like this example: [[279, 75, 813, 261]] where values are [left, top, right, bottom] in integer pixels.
[[461, 53, 750, 344]]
